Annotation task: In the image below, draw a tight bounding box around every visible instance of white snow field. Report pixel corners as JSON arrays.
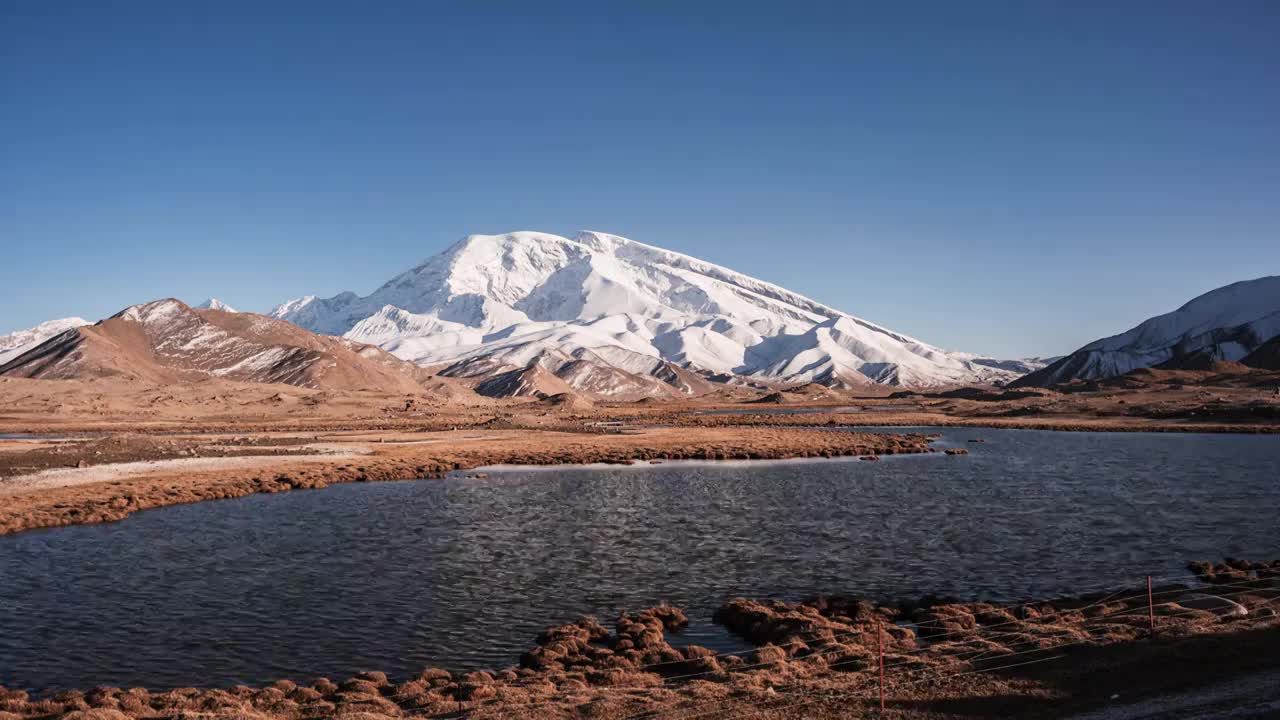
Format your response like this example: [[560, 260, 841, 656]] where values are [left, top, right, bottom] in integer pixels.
[[270, 231, 1031, 395]]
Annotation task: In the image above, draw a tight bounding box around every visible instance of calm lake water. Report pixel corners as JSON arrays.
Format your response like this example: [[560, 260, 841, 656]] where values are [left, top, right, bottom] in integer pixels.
[[1, 427, 1278, 692], [0, 433, 85, 440]]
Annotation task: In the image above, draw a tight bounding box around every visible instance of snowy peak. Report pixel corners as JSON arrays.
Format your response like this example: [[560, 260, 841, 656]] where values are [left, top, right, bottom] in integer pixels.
[[270, 295, 318, 317], [967, 356, 1060, 375], [195, 297, 239, 313], [268, 291, 362, 336], [358, 232, 585, 327], [1013, 276, 1280, 387], [428, 232, 587, 307], [271, 230, 1028, 392], [0, 317, 90, 352], [1083, 276, 1280, 354], [0, 316, 91, 366]]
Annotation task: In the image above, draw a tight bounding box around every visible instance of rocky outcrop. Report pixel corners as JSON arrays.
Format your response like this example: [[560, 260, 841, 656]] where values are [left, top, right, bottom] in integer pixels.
[[714, 596, 914, 672], [1189, 558, 1280, 583]]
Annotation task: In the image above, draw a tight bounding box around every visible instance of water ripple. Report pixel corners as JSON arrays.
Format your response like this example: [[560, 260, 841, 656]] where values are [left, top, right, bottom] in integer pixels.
[[1, 427, 1277, 692]]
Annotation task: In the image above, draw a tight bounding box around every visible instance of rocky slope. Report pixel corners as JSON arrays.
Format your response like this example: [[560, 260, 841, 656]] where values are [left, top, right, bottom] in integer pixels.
[[0, 317, 90, 366], [1012, 276, 1280, 387], [271, 231, 1024, 395], [0, 299, 445, 394]]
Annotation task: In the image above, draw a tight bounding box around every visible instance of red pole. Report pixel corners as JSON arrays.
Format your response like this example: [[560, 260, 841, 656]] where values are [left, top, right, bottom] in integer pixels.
[[879, 624, 886, 713], [1147, 575, 1155, 636]]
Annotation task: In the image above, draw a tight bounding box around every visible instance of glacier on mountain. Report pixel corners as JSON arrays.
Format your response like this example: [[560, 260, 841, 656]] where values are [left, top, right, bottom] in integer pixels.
[[271, 231, 1024, 393]]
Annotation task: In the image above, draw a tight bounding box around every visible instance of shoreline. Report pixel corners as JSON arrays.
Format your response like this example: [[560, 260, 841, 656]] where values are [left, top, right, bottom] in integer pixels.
[[0, 450, 364, 498], [663, 410, 1280, 434], [3, 412, 1280, 436], [0, 426, 934, 536], [3, 410, 1277, 536], [470, 448, 946, 472], [3, 562, 1277, 718]]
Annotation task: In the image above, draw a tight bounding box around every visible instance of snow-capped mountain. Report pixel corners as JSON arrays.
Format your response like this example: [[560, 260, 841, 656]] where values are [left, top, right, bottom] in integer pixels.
[[194, 297, 238, 313], [966, 356, 1061, 376], [0, 317, 90, 366], [0, 299, 440, 393], [271, 231, 1025, 395], [1012, 276, 1280, 387]]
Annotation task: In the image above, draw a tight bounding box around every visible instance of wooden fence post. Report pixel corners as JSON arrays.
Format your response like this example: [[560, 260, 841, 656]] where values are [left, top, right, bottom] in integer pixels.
[[1147, 575, 1155, 636], [879, 623, 886, 713]]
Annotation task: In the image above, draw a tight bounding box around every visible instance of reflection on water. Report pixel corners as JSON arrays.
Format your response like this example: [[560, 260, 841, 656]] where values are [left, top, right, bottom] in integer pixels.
[[1, 428, 1277, 692], [0, 433, 85, 440]]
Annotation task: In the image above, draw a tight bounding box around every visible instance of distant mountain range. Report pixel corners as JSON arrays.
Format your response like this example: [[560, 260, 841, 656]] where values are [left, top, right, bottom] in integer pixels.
[[1012, 275, 1280, 387], [0, 299, 442, 394], [268, 230, 1033, 396], [0, 317, 89, 366], [4, 234, 1275, 400]]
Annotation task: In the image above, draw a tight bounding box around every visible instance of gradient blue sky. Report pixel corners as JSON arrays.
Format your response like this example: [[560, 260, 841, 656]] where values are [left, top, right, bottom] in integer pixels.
[[3, 1, 1277, 358]]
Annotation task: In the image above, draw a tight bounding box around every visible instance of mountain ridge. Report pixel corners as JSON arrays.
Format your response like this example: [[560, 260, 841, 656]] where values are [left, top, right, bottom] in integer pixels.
[[0, 317, 91, 366], [0, 299, 451, 395], [1012, 276, 1280, 387], [270, 230, 1025, 393]]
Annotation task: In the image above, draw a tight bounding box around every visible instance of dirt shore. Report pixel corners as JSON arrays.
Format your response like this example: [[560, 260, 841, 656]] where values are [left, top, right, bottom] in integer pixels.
[[3, 378, 1278, 536], [2, 562, 1276, 719], [0, 426, 935, 535], [4, 368, 1280, 437]]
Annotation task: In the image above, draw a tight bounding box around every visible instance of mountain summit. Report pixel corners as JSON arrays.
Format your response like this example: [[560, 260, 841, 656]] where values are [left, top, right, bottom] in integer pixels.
[[0, 317, 90, 366], [1012, 275, 1280, 387], [271, 231, 1022, 394], [194, 298, 239, 313]]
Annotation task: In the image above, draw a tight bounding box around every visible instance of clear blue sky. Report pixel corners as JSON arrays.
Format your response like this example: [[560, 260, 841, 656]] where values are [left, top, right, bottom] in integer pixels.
[[3, 1, 1277, 358]]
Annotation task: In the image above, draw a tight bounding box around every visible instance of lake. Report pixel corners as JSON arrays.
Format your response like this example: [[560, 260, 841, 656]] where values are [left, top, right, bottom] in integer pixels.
[[1, 427, 1277, 692]]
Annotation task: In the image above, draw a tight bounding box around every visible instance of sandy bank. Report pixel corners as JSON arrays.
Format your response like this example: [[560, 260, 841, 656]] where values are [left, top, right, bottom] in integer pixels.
[[0, 450, 361, 497]]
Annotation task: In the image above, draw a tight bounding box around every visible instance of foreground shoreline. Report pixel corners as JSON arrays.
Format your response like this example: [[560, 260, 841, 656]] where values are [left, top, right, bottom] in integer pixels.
[[3, 561, 1277, 719]]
